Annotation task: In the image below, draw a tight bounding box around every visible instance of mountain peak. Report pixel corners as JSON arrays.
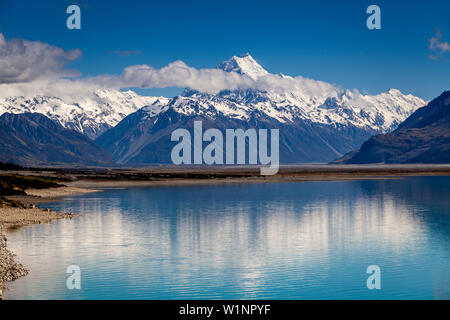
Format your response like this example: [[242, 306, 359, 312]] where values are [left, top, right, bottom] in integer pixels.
[[217, 53, 268, 80], [387, 88, 403, 96]]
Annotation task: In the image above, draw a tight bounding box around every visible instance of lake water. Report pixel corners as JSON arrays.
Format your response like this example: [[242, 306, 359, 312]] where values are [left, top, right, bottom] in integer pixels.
[[4, 176, 450, 299]]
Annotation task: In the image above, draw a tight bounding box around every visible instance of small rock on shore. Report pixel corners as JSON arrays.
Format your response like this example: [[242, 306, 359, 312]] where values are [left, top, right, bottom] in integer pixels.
[[0, 225, 29, 299]]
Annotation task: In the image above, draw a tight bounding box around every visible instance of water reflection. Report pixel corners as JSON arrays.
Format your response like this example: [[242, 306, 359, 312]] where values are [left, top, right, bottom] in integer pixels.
[[5, 177, 450, 299]]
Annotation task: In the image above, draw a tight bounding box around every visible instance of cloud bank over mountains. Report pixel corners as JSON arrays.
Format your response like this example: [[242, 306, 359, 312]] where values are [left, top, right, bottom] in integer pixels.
[[0, 32, 343, 99], [110, 61, 339, 96], [1, 31, 434, 102]]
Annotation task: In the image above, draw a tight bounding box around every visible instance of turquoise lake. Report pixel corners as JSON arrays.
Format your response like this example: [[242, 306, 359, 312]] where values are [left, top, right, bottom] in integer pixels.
[[4, 176, 450, 299]]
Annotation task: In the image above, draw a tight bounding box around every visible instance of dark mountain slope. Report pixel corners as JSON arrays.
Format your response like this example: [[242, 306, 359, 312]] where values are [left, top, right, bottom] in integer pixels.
[[0, 112, 115, 167], [340, 91, 450, 164], [96, 106, 376, 165]]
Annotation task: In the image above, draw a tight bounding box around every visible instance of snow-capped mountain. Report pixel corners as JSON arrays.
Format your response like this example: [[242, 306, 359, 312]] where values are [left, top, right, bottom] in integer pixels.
[[0, 89, 168, 139], [166, 53, 425, 132], [96, 54, 426, 164], [0, 53, 426, 165]]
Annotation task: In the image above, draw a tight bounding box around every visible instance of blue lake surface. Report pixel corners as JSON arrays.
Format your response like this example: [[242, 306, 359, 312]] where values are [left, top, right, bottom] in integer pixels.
[[4, 176, 450, 299]]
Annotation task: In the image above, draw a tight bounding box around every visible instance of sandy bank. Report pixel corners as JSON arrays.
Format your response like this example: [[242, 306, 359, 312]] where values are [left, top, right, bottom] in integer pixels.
[[25, 186, 101, 198], [4, 186, 102, 206], [0, 206, 77, 229]]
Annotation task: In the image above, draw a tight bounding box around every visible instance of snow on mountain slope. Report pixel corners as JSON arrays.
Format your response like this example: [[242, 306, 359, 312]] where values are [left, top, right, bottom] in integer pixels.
[[167, 54, 426, 132], [217, 53, 269, 80], [172, 85, 425, 132], [0, 89, 168, 139]]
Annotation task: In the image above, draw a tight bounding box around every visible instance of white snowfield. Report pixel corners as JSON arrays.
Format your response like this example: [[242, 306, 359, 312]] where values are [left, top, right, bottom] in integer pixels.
[[0, 89, 168, 139], [0, 54, 426, 138]]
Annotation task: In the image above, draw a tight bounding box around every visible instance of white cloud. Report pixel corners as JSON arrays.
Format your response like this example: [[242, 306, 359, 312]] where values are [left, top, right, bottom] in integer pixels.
[[0, 33, 81, 84], [428, 29, 450, 60], [113, 61, 257, 94], [92, 61, 339, 97], [0, 32, 342, 99]]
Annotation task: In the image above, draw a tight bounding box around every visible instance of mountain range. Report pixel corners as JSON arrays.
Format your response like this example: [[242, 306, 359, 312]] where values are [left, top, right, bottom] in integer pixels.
[[0, 90, 167, 139], [95, 54, 426, 164], [0, 53, 434, 166]]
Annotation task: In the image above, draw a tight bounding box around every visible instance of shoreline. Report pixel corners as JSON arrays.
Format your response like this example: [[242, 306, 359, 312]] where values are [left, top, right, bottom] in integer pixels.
[[63, 166, 450, 189], [0, 186, 96, 299], [1, 165, 450, 299]]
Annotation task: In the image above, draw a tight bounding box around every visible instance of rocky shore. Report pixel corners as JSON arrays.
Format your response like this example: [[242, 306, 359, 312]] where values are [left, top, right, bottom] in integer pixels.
[[0, 205, 79, 299], [0, 186, 92, 299], [0, 224, 28, 300]]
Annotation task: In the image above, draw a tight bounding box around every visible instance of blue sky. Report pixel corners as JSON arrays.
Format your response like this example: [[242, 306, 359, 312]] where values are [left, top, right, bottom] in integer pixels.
[[0, 0, 449, 99]]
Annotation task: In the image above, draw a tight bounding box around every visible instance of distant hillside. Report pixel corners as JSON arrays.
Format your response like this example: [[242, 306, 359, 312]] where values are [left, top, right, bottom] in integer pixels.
[[0, 113, 115, 167], [337, 91, 450, 164]]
